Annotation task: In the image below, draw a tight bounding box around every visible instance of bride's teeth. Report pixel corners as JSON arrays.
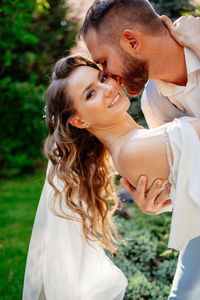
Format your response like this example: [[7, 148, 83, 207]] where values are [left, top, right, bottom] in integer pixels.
[[109, 94, 120, 108]]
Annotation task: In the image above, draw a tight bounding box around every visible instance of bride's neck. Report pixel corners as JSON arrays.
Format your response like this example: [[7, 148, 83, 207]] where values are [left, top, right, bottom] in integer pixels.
[[89, 113, 142, 151]]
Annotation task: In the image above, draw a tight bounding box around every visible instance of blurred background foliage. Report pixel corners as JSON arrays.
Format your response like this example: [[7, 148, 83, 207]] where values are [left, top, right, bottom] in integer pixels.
[[0, 0, 199, 177], [0, 0, 78, 177]]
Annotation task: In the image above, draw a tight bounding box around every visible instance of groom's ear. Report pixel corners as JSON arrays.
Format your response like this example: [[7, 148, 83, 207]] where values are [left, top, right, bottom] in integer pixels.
[[120, 29, 140, 55]]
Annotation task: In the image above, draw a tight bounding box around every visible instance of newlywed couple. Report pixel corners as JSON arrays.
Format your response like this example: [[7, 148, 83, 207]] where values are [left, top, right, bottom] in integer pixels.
[[23, 0, 200, 299]]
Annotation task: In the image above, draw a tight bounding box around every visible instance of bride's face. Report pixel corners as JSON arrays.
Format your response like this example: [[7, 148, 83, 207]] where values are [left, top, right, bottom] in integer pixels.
[[67, 66, 130, 128]]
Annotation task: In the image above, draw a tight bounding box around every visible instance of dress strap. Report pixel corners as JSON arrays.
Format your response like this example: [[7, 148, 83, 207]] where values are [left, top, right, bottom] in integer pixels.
[[163, 128, 176, 186]]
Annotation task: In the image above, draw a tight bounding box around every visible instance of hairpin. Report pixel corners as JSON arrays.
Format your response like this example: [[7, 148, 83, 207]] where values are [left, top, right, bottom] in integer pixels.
[[52, 72, 57, 80]]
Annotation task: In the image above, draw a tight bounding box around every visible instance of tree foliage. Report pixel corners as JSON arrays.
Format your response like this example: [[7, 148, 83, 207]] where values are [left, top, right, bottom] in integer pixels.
[[0, 0, 78, 177], [151, 0, 197, 19]]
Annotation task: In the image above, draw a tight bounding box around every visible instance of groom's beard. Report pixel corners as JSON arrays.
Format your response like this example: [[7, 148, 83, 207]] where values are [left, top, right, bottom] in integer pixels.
[[121, 52, 149, 97]]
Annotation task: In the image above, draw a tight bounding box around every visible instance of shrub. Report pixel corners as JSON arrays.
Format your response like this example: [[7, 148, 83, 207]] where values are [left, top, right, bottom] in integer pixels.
[[0, 78, 47, 177], [151, 0, 196, 19], [108, 208, 178, 299], [0, 0, 77, 177]]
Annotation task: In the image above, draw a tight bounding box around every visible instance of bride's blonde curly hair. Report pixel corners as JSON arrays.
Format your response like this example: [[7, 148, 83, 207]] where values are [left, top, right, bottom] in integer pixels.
[[44, 55, 120, 253]]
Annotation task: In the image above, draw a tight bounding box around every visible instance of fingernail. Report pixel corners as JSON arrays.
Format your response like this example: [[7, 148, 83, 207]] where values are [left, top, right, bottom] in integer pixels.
[[140, 176, 146, 182], [157, 180, 162, 186], [166, 184, 171, 190]]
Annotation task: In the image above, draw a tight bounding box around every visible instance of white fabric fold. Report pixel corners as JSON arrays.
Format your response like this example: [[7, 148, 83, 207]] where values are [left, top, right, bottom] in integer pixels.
[[167, 117, 200, 251], [23, 162, 127, 300]]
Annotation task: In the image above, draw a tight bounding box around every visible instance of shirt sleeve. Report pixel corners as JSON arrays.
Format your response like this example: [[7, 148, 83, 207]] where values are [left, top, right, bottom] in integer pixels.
[[167, 117, 200, 251]]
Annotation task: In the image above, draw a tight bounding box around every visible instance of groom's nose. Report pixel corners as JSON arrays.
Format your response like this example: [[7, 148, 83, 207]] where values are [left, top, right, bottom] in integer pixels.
[[103, 64, 119, 82], [102, 64, 108, 74], [102, 62, 112, 77]]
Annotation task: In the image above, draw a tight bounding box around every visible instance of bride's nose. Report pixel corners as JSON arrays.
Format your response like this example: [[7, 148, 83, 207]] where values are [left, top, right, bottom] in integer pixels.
[[104, 84, 115, 98]]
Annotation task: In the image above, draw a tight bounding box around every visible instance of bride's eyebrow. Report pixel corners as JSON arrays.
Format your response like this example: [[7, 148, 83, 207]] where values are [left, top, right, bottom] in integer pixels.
[[81, 70, 102, 97]]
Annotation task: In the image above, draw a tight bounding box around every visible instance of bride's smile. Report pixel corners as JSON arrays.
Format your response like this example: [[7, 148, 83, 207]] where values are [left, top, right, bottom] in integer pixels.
[[108, 93, 121, 108]]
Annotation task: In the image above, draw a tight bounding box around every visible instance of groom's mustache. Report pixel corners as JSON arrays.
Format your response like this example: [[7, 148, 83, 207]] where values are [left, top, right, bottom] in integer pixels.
[[110, 73, 148, 97]]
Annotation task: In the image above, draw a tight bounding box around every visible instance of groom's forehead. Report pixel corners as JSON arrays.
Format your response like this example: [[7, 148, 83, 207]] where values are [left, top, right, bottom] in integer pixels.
[[85, 28, 111, 63]]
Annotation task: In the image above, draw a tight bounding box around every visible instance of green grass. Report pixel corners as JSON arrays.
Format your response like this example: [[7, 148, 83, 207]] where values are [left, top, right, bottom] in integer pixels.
[[0, 170, 46, 300]]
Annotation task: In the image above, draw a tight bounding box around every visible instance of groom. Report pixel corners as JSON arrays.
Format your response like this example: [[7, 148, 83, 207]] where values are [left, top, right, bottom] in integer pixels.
[[80, 0, 200, 299]]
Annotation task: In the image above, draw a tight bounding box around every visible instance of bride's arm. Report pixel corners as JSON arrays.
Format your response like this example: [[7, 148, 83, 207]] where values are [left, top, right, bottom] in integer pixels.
[[117, 130, 172, 214], [161, 15, 200, 60], [118, 132, 170, 191], [118, 119, 200, 214]]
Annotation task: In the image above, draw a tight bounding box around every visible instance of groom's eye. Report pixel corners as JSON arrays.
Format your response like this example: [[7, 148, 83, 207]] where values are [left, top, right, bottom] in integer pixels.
[[100, 74, 108, 83]]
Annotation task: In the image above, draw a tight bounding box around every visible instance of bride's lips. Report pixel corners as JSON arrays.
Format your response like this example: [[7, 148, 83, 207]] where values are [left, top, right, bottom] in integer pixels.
[[108, 93, 121, 108]]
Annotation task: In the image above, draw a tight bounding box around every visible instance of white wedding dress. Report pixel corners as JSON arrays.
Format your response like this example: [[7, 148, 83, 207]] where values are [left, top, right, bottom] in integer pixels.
[[23, 116, 200, 300], [22, 163, 127, 300]]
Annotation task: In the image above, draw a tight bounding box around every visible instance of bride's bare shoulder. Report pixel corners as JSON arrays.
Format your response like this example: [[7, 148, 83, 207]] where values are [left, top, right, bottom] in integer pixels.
[[117, 128, 169, 190]]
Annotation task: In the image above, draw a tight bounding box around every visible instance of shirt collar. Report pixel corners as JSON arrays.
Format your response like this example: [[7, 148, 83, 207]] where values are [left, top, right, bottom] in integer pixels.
[[185, 47, 200, 74]]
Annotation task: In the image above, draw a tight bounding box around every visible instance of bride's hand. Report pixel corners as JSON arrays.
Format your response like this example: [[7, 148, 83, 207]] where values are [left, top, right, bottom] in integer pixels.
[[161, 15, 200, 59], [120, 176, 172, 215]]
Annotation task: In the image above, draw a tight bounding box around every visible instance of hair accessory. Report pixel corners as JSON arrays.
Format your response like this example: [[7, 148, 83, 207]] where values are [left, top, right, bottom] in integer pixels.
[[42, 105, 54, 124], [43, 105, 47, 119], [52, 71, 57, 80]]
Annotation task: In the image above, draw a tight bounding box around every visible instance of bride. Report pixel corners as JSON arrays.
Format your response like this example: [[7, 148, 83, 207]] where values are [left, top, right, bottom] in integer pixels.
[[23, 17, 200, 300], [24, 54, 200, 299]]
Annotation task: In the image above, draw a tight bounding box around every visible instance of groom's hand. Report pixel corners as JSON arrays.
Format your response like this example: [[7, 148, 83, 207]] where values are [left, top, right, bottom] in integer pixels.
[[161, 15, 200, 55], [120, 176, 172, 214]]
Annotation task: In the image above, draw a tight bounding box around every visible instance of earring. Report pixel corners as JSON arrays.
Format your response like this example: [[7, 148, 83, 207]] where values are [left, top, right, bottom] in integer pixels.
[[85, 124, 90, 128]]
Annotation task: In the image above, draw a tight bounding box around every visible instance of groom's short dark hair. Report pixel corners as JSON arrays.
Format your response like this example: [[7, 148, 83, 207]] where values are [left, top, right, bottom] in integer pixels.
[[80, 0, 166, 43]]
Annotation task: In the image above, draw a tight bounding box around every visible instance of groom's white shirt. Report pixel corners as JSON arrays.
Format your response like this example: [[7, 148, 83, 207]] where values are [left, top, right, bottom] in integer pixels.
[[139, 47, 200, 299], [141, 47, 200, 128]]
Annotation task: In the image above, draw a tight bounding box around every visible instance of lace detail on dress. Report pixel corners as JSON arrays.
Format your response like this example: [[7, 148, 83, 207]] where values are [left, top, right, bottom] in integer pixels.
[[164, 128, 176, 186]]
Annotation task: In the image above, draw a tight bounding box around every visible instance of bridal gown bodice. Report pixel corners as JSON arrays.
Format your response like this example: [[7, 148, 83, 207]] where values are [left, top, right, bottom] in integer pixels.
[[164, 117, 200, 252], [22, 164, 127, 300]]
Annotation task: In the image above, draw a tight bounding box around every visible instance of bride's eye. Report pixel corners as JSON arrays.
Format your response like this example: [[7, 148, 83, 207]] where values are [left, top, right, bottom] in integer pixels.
[[100, 73, 108, 83], [86, 90, 94, 100]]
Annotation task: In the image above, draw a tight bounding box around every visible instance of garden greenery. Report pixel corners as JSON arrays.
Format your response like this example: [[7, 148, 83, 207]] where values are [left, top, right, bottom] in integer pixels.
[[0, 0, 78, 177], [108, 209, 178, 299]]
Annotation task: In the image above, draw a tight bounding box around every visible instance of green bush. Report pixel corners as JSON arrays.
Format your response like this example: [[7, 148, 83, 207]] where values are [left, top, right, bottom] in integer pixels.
[[0, 78, 47, 177], [151, 0, 196, 19], [126, 271, 162, 300], [153, 259, 177, 285], [0, 0, 78, 177], [107, 208, 178, 299]]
